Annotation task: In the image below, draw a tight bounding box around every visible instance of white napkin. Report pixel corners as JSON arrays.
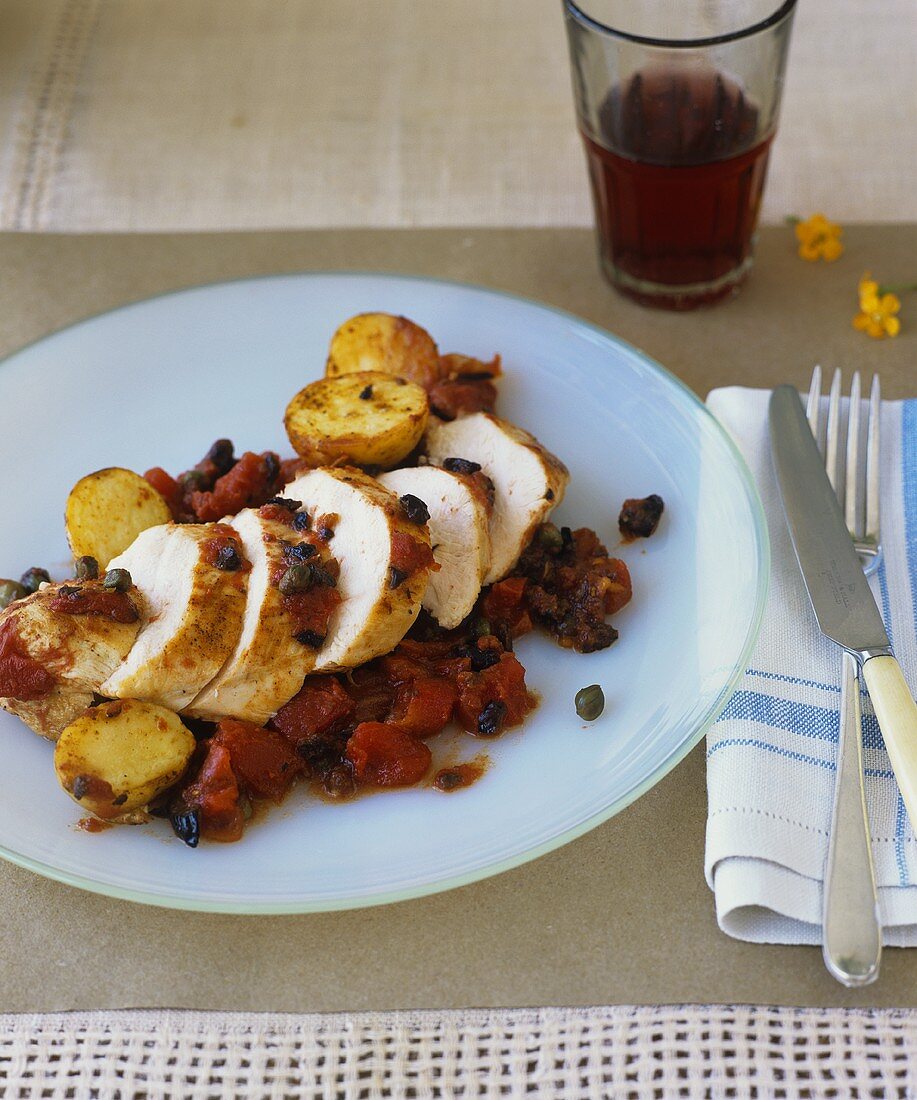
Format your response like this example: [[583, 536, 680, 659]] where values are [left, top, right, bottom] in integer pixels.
[[704, 386, 917, 946]]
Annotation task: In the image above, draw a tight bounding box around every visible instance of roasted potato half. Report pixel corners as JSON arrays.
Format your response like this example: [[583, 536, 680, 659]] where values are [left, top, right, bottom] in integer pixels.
[[325, 313, 442, 389], [284, 371, 429, 468], [66, 467, 171, 567], [54, 699, 195, 819]]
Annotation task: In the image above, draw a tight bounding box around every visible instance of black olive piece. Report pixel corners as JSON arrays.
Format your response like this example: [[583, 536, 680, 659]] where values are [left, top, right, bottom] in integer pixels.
[[58, 585, 81, 598], [399, 494, 430, 525], [389, 566, 408, 589], [71, 775, 90, 800], [263, 452, 281, 483], [618, 494, 665, 539], [102, 568, 132, 592], [435, 770, 465, 791], [74, 556, 100, 581], [544, 488, 555, 501], [429, 405, 455, 422], [279, 563, 313, 595], [266, 497, 302, 512], [442, 457, 481, 475], [206, 438, 235, 475], [455, 371, 493, 382], [295, 629, 326, 648], [493, 622, 514, 653], [283, 542, 317, 563], [112, 792, 128, 807], [170, 809, 201, 848], [304, 563, 337, 588], [318, 525, 335, 541], [470, 648, 500, 672], [214, 544, 242, 571], [560, 526, 574, 550], [359, 384, 374, 400], [19, 567, 51, 594], [477, 700, 507, 737], [575, 684, 605, 721], [292, 512, 312, 531]]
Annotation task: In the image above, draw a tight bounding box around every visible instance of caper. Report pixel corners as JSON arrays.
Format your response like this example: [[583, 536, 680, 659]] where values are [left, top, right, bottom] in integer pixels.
[[279, 563, 313, 595], [538, 523, 563, 552], [74, 555, 99, 581], [180, 469, 207, 490], [103, 568, 132, 592], [473, 617, 491, 638], [575, 684, 605, 722], [19, 567, 50, 594], [0, 579, 27, 610]]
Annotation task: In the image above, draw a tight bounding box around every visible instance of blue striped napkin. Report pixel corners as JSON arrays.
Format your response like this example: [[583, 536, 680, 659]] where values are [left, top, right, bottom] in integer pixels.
[[704, 387, 917, 946]]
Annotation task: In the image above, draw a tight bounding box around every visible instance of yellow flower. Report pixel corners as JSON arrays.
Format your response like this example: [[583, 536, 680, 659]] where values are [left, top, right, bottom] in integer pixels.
[[794, 213, 844, 262], [853, 273, 901, 339]]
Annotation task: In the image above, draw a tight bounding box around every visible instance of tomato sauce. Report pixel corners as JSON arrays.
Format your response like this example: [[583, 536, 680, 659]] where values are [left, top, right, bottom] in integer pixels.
[[433, 758, 488, 792], [390, 531, 436, 583], [0, 619, 55, 700], [48, 585, 140, 624]]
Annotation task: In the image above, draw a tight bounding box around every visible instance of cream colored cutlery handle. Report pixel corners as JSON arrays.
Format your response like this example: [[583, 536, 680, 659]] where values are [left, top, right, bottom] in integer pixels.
[[863, 655, 917, 831]]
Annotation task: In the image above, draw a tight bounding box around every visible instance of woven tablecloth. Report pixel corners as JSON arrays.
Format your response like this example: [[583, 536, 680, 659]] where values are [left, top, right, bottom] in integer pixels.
[[0, 0, 914, 231], [2, 1005, 915, 1098]]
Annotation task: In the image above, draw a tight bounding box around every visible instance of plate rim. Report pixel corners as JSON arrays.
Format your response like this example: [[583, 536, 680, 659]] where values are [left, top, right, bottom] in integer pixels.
[[0, 269, 770, 913]]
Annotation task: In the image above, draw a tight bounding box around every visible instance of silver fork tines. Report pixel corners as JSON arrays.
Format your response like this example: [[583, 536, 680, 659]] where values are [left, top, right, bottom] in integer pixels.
[[806, 367, 882, 574]]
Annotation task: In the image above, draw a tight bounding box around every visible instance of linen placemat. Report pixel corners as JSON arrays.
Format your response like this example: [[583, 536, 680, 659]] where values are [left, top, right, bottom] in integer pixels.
[[1, 228, 916, 1015], [706, 387, 917, 945], [2, 1005, 915, 1099]]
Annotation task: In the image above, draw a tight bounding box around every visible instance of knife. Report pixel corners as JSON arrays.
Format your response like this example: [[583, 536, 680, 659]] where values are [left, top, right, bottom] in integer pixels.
[[769, 384, 917, 833]]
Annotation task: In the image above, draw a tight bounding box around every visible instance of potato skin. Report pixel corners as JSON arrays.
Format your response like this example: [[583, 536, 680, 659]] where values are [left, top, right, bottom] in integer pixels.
[[54, 699, 195, 819], [325, 313, 443, 389], [66, 468, 171, 568], [284, 371, 429, 469]]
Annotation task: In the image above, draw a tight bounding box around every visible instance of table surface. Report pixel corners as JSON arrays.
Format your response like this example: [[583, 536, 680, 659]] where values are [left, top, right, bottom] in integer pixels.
[[0, 226, 915, 1013], [0, 0, 914, 232]]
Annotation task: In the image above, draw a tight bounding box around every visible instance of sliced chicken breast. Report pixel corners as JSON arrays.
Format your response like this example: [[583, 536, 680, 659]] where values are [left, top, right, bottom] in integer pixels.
[[102, 523, 248, 710], [425, 412, 569, 584], [378, 466, 490, 629], [0, 581, 143, 740], [189, 506, 339, 723], [285, 467, 434, 670]]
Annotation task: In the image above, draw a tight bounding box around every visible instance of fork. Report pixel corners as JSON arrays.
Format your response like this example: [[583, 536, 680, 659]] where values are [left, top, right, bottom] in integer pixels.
[[806, 366, 882, 987]]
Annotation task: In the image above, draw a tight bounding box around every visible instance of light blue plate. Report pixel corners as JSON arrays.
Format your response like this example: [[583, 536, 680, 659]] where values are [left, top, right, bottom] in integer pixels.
[[0, 273, 768, 912]]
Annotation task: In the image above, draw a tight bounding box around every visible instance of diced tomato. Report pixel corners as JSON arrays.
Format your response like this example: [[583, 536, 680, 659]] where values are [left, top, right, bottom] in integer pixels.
[[345, 722, 432, 787], [279, 456, 308, 483], [182, 741, 244, 843], [602, 558, 632, 615], [48, 586, 139, 624], [378, 653, 427, 685], [390, 676, 457, 738], [390, 531, 437, 580], [482, 576, 532, 638], [455, 653, 532, 733], [144, 466, 183, 519], [271, 675, 356, 746], [281, 584, 341, 643], [213, 718, 302, 802], [428, 378, 497, 420], [190, 451, 280, 522], [438, 352, 501, 379]]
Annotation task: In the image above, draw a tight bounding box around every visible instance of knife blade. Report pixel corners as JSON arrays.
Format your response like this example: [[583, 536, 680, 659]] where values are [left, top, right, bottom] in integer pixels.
[[770, 383, 917, 833], [769, 385, 890, 653]]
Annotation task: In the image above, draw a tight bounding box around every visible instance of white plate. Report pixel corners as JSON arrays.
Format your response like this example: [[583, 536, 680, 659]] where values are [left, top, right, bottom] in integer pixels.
[[0, 273, 767, 912]]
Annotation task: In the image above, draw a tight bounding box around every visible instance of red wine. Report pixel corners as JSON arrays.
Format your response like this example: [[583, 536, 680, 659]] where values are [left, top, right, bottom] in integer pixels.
[[582, 67, 773, 308]]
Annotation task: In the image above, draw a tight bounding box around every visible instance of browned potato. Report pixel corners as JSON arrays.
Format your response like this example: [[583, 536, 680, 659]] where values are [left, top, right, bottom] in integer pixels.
[[66, 468, 171, 567], [325, 313, 443, 389], [54, 699, 195, 819], [284, 371, 429, 468]]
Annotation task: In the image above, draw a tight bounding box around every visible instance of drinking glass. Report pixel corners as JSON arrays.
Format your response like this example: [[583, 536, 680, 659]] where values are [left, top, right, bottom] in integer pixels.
[[563, 0, 797, 310]]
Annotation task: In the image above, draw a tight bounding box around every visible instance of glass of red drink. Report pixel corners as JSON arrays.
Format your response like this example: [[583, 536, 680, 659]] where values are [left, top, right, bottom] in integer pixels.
[[564, 0, 797, 309]]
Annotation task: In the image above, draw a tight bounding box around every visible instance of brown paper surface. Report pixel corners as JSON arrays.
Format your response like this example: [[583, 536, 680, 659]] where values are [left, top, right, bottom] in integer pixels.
[[0, 227, 914, 1012]]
